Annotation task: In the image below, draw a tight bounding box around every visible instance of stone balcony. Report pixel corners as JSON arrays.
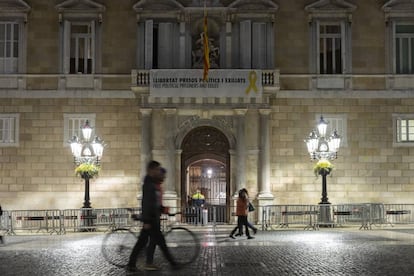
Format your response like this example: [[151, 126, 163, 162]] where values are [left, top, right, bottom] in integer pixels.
[[0, 70, 413, 97]]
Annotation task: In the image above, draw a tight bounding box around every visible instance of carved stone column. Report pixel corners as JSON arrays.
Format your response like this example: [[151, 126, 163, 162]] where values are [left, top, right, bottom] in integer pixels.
[[140, 108, 152, 177], [175, 149, 182, 208], [234, 109, 247, 197], [225, 17, 232, 68], [137, 108, 152, 203], [257, 109, 274, 223], [178, 14, 188, 69], [163, 109, 178, 207]]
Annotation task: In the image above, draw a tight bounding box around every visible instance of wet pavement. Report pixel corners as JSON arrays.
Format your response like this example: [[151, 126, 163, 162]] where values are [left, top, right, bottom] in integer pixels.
[[0, 225, 414, 275]]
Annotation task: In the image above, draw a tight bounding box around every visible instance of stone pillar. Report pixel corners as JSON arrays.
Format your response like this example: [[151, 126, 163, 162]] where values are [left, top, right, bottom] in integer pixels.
[[229, 149, 238, 223], [257, 109, 274, 223], [225, 18, 232, 68], [175, 149, 183, 210], [140, 108, 152, 178], [178, 16, 187, 69], [234, 109, 247, 197], [163, 108, 178, 208], [137, 108, 152, 203]]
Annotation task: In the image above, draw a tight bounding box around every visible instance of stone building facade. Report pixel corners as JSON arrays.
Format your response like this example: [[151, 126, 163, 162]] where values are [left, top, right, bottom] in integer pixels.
[[1, 0, 414, 216]]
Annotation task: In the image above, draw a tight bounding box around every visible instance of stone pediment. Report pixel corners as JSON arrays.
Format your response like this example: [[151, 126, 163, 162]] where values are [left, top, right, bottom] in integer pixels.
[[56, 0, 105, 12], [383, 0, 414, 20], [188, 0, 223, 7], [228, 0, 278, 10], [383, 0, 414, 11], [305, 0, 356, 21], [133, 0, 184, 11], [0, 0, 31, 21], [305, 0, 356, 12], [55, 0, 106, 22]]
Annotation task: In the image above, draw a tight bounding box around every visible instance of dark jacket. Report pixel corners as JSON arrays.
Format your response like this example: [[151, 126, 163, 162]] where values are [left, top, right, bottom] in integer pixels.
[[141, 175, 161, 225]]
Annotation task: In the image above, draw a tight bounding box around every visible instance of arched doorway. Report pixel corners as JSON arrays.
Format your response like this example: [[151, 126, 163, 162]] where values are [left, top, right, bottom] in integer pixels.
[[181, 126, 230, 222]]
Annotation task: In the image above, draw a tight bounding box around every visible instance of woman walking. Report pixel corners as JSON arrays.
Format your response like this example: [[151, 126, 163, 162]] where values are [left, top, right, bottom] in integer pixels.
[[229, 189, 254, 240], [241, 188, 258, 235]]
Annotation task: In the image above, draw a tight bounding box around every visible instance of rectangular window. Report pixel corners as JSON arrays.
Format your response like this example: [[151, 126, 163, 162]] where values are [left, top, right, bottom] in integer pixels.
[[319, 24, 342, 74], [392, 114, 414, 147], [0, 22, 19, 73], [396, 118, 414, 142], [0, 114, 19, 146], [63, 114, 95, 145], [395, 24, 414, 74], [238, 20, 273, 69], [70, 23, 93, 74], [142, 20, 177, 69]]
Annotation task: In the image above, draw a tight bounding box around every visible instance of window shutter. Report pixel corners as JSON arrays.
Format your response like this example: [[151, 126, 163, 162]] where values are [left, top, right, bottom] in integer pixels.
[[144, 20, 153, 69], [266, 22, 274, 69], [63, 20, 71, 74], [158, 22, 173, 68], [341, 21, 346, 74], [252, 22, 266, 69], [232, 22, 240, 68], [137, 22, 145, 68], [90, 20, 95, 74], [240, 20, 251, 69], [220, 25, 226, 68]]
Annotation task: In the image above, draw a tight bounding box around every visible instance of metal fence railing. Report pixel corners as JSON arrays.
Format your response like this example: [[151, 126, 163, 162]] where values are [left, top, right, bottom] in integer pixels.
[[0, 210, 12, 235], [1, 203, 414, 235], [262, 203, 411, 230], [9, 209, 62, 234], [383, 204, 414, 225]]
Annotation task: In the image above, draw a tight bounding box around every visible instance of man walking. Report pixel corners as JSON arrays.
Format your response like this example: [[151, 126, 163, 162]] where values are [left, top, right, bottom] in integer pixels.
[[0, 205, 4, 244], [126, 161, 179, 272]]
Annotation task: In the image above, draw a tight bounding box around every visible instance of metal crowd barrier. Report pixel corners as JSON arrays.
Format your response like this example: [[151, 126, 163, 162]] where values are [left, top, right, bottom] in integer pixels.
[[10, 209, 62, 234], [0, 210, 12, 235], [262, 205, 319, 230], [332, 204, 371, 229], [62, 207, 142, 233], [384, 204, 414, 225], [2, 203, 414, 235], [263, 203, 396, 230], [332, 203, 386, 230]]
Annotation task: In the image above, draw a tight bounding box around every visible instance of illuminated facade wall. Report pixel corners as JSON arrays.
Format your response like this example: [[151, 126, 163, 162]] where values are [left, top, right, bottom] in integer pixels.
[[1, 0, 414, 210]]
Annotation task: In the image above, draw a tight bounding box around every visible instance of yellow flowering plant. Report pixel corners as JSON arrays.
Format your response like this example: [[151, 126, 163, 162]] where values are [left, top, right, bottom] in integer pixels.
[[75, 163, 100, 178], [313, 159, 334, 176]]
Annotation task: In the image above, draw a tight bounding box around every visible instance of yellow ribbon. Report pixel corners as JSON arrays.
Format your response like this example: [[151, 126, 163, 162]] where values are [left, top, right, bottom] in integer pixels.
[[245, 71, 259, 94]]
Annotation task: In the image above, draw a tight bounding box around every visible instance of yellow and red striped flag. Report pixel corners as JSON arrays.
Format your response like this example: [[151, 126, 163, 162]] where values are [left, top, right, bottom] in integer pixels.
[[202, 8, 210, 81]]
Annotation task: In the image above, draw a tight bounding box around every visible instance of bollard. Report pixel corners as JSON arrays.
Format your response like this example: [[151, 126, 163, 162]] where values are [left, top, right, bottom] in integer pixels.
[[202, 208, 208, 225]]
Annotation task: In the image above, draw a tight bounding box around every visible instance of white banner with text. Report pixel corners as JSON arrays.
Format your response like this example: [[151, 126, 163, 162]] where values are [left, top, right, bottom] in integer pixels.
[[149, 69, 262, 98]]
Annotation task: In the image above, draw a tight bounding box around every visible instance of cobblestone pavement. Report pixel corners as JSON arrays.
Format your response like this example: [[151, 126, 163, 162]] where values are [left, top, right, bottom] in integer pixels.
[[1, 226, 414, 276]]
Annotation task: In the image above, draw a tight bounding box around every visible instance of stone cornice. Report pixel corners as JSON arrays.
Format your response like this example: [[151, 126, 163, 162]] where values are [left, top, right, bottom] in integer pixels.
[[0, 0, 31, 21]]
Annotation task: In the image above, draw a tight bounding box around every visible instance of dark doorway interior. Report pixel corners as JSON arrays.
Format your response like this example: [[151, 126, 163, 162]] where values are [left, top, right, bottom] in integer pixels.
[[181, 126, 230, 222]]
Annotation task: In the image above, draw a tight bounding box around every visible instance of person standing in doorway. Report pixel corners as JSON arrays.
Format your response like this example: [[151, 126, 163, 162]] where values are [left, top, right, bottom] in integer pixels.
[[126, 161, 179, 272], [192, 189, 205, 207], [192, 189, 206, 225]]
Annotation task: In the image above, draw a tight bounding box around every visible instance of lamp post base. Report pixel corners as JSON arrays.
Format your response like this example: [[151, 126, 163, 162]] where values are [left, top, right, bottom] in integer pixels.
[[318, 203, 334, 227], [79, 208, 95, 232], [80, 176, 95, 231]]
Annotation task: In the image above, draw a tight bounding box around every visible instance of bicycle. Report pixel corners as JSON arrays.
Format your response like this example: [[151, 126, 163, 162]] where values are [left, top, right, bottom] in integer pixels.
[[101, 210, 201, 268]]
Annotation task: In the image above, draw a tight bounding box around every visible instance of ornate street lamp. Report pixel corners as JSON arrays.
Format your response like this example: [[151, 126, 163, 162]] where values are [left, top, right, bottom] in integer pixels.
[[304, 116, 341, 205], [68, 120, 105, 208]]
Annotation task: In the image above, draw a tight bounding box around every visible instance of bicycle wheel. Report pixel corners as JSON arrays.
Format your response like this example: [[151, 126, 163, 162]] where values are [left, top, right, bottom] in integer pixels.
[[164, 226, 200, 265], [101, 228, 137, 267]]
